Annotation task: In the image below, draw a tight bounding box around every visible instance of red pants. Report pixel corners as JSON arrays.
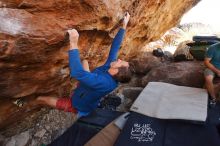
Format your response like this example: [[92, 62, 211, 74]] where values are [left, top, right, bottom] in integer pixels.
[[56, 98, 77, 113], [56, 83, 79, 113]]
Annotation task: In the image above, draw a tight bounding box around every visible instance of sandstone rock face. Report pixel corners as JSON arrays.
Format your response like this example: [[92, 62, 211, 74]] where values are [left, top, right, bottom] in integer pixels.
[[130, 52, 162, 75], [141, 61, 205, 88], [0, 0, 200, 131]]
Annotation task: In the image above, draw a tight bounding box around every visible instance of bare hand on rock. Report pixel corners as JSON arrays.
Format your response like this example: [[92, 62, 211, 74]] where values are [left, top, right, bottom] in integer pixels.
[[123, 12, 130, 29], [68, 29, 79, 50]]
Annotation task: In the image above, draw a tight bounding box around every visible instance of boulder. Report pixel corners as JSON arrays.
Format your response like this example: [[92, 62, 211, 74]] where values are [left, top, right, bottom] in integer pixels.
[[141, 61, 205, 88], [6, 131, 30, 146], [130, 52, 162, 75], [0, 0, 201, 133], [120, 87, 143, 101], [173, 41, 194, 61]]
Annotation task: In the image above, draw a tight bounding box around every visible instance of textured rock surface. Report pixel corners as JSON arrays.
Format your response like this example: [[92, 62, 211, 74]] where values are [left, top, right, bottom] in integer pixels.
[[141, 61, 205, 88], [130, 52, 162, 75], [0, 108, 75, 145], [0, 0, 200, 132]]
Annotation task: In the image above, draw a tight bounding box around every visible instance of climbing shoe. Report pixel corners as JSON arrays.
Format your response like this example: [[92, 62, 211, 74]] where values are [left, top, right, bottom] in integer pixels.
[[13, 98, 25, 107], [209, 98, 217, 108]]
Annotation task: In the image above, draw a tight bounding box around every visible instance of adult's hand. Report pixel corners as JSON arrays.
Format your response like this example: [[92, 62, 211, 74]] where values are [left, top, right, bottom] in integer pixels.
[[123, 12, 130, 29], [68, 29, 79, 50]]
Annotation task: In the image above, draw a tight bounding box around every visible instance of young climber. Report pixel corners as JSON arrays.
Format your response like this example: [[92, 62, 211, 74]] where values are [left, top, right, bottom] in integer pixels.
[[204, 42, 220, 105], [36, 12, 132, 118]]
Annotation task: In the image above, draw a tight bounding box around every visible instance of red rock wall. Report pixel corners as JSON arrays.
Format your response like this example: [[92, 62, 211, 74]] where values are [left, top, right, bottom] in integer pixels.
[[0, 0, 200, 129]]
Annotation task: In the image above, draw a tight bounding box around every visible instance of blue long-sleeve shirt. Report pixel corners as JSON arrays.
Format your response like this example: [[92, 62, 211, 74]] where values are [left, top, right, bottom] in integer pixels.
[[68, 28, 125, 112]]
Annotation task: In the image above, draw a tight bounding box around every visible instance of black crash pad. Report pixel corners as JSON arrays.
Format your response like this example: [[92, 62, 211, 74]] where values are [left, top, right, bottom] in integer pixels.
[[114, 112, 220, 146], [207, 102, 220, 125], [49, 104, 220, 146], [48, 122, 99, 146], [48, 109, 123, 146], [78, 108, 123, 128]]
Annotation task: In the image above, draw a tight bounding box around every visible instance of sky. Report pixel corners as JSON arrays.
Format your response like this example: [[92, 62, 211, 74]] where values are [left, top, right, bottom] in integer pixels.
[[180, 0, 220, 31]]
